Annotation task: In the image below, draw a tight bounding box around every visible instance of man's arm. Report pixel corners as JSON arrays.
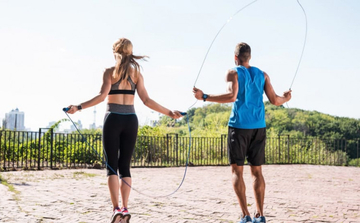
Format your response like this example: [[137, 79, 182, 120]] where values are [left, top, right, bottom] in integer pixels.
[[193, 69, 238, 103], [264, 71, 292, 106]]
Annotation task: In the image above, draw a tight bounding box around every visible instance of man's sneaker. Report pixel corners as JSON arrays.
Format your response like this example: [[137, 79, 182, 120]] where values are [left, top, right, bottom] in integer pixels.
[[110, 207, 123, 223], [238, 215, 252, 223], [121, 207, 131, 223], [252, 216, 266, 223]]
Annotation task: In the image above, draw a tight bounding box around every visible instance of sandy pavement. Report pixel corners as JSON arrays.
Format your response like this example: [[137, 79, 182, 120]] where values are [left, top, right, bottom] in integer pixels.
[[0, 165, 359, 223]]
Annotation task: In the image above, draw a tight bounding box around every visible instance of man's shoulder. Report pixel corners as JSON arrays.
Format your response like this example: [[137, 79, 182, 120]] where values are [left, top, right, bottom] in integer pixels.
[[225, 69, 238, 82], [227, 68, 238, 75], [249, 66, 263, 72]]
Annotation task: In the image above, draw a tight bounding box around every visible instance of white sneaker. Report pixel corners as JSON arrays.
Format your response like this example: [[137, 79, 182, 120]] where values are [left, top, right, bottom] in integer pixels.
[[110, 207, 123, 223]]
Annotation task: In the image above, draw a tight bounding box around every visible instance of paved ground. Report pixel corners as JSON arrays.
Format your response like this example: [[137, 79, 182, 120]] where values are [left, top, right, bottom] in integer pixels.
[[0, 165, 359, 223]]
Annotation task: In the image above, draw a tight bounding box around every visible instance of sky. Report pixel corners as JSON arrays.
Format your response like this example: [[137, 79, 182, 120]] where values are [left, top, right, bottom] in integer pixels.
[[0, 0, 359, 131]]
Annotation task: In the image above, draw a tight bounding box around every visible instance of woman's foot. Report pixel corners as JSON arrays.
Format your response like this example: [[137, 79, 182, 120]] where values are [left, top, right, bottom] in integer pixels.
[[120, 207, 131, 223], [110, 207, 123, 223]]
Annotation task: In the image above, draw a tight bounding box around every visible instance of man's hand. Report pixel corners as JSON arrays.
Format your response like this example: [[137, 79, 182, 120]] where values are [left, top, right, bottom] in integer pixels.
[[283, 90, 292, 102], [193, 87, 204, 100]]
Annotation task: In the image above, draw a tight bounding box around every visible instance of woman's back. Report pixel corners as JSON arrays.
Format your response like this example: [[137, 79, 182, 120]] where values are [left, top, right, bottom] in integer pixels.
[[107, 67, 138, 106]]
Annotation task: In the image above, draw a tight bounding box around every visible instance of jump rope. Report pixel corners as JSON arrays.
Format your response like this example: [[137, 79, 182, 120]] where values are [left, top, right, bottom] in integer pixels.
[[63, 107, 190, 198], [63, 0, 307, 198]]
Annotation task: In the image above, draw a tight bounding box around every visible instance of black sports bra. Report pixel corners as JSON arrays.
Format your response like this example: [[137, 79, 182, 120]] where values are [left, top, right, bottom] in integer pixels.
[[108, 76, 136, 95]]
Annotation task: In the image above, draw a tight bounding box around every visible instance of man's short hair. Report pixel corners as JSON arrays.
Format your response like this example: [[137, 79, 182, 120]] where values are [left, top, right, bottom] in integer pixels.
[[234, 42, 251, 63]]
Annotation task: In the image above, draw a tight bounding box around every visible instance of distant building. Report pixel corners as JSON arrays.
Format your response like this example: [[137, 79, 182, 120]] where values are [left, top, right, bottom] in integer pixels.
[[47, 121, 59, 132], [3, 108, 25, 130], [89, 123, 96, 129], [149, 120, 158, 127], [70, 120, 83, 132], [89, 123, 102, 130], [47, 121, 56, 128]]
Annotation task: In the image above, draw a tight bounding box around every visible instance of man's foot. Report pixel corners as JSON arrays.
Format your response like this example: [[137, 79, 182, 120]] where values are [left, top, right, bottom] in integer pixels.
[[120, 207, 131, 223], [238, 215, 252, 223], [252, 215, 266, 223], [110, 207, 123, 223]]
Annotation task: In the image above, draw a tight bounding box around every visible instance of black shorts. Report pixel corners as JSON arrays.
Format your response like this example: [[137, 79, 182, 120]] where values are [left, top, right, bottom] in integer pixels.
[[227, 127, 266, 166]]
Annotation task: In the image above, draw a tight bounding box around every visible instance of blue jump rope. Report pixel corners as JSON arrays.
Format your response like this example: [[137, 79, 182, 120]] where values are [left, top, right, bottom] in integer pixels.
[[63, 0, 307, 198]]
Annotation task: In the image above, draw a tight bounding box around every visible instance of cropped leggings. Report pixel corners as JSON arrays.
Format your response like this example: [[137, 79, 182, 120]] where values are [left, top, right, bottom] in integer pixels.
[[103, 112, 138, 178]]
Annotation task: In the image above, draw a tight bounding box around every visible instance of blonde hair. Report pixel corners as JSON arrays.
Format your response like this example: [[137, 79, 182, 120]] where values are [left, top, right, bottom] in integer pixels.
[[112, 38, 147, 82]]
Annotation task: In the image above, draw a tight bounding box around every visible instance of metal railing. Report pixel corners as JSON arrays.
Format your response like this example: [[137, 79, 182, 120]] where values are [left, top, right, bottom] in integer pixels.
[[1, 130, 359, 171]]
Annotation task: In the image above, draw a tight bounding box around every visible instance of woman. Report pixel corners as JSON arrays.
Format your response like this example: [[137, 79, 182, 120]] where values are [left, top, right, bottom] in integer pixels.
[[66, 38, 182, 223]]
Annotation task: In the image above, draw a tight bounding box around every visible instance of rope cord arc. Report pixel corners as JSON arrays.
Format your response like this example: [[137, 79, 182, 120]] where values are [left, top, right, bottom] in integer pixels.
[[192, 0, 259, 88], [289, 0, 308, 90], [188, 0, 258, 111], [63, 111, 192, 198], [190, 0, 307, 107], [119, 113, 192, 198]]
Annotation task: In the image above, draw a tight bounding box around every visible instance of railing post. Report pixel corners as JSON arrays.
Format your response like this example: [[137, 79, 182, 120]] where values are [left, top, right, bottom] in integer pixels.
[[50, 128, 54, 169], [315, 138, 317, 165], [175, 133, 178, 166], [166, 134, 169, 164], [0, 131, 3, 170], [221, 134, 227, 164], [287, 135, 290, 164], [221, 134, 224, 160], [357, 139, 359, 167], [344, 139, 347, 166], [278, 135, 281, 164], [166, 134, 169, 165], [166, 133, 179, 166], [38, 128, 41, 170]]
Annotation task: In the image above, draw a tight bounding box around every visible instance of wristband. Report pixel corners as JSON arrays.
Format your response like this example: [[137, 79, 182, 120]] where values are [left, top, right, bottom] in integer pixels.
[[202, 94, 208, 101]]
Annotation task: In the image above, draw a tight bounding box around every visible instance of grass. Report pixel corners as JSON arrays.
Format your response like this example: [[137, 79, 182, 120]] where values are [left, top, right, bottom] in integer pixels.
[[0, 174, 19, 196], [73, 171, 97, 178], [0, 173, 22, 214]]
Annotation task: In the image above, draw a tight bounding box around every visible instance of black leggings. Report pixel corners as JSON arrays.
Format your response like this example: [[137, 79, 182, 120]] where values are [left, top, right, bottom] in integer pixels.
[[103, 113, 138, 178]]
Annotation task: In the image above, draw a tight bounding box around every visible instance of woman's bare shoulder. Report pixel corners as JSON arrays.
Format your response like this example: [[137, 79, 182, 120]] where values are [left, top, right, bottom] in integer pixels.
[[104, 66, 115, 73], [103, 66, 115, 74], [129, 67, 142, 83]]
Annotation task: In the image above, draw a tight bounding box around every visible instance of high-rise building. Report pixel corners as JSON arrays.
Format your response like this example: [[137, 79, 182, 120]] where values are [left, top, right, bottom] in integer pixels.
[[4, 108, 25, 130], [70, 120, 83, 132]]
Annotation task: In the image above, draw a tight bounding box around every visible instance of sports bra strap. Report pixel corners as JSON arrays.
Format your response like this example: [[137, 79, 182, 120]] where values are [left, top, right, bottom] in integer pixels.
[[108, 89, 135, 95]]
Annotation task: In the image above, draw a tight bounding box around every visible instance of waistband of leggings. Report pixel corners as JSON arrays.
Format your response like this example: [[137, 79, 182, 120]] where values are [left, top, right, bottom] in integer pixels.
[[106, 103, 135, 114]]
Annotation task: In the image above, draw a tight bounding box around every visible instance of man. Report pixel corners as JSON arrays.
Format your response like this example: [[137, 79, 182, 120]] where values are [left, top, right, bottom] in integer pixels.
[[193, 42, 291, 223]]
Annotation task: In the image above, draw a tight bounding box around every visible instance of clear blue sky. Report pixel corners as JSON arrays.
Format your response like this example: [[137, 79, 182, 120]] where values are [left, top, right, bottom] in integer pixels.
[[1, 0, 359, 131]]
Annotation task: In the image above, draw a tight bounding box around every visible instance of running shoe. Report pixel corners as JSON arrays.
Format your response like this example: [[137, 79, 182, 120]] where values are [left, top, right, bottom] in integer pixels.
[[121, 207, 131, 223], [238, 215, 252, 223], [252, 216, 266, 223], [110, 207, 123, 223]]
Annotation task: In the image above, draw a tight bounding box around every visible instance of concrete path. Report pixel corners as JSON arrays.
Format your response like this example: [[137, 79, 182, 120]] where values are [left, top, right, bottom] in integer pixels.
[[0, 165, 359, 223]]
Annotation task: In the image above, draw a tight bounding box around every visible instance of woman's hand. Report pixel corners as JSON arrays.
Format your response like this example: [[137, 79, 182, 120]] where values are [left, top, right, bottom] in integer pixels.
[[65, 105, 81, 114], [170, 110, 183, 119]]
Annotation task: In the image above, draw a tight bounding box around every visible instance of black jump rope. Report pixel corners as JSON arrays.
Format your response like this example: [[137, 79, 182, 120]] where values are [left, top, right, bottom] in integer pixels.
[[63, 0, 307, 198]]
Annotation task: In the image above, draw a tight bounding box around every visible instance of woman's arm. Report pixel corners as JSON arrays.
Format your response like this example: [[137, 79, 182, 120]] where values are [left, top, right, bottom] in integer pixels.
[[136, 73, 181, 119], [66, 69, 112, 114]]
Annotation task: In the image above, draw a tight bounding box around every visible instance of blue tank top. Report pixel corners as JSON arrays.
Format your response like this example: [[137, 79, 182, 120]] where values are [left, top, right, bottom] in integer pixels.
[[228, 66, 266, 129]]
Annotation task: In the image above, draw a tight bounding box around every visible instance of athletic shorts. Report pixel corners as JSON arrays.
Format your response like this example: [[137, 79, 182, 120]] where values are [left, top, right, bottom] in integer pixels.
[[227, 127, 266, 166]]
